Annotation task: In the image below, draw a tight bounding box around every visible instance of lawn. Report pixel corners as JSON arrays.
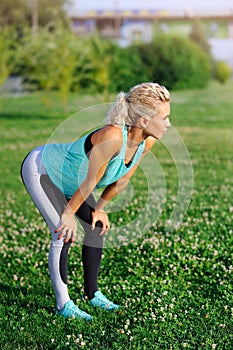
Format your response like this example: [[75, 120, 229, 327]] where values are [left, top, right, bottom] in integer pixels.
[[0, 81, 232, 349]]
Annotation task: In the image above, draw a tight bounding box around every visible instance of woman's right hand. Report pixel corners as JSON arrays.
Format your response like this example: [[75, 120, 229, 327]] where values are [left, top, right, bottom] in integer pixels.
[[55, 211, 77, 243], [91, 208, 110, 236]]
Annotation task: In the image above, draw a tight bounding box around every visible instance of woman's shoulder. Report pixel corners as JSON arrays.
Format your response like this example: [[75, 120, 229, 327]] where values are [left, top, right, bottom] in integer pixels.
[[92, 125, 123, 145], [144, 136, 157, 152]]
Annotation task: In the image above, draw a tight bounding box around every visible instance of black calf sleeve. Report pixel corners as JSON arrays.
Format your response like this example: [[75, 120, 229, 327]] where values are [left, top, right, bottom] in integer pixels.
[[60, 241, 72, 284], [82, 244, 103, 299], [76, 195, 104, 299]]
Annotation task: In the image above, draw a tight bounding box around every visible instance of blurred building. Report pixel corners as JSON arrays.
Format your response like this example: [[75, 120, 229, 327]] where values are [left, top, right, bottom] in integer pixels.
[[69, 8, 233, 68]]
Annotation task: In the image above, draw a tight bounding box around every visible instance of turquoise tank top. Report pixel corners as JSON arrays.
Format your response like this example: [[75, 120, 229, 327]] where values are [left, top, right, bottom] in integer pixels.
[[42, 125, 145, 199]]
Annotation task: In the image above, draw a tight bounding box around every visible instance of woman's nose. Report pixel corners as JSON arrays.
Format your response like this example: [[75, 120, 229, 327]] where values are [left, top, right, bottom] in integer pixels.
[[166, 118, 171, 128]]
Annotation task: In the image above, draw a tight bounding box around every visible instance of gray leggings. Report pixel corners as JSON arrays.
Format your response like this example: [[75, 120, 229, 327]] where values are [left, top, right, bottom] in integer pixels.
[[21, 146, 104, 310]]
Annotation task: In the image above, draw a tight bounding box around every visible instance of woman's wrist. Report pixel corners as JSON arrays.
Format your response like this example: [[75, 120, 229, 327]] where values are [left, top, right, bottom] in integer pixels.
[[95, 205, 105, 212], [64, 203, 76, 216], [95, 197, 108, 211]]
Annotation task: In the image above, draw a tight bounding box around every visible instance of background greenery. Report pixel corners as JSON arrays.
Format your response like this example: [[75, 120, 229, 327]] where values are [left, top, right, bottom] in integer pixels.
[[0, 0, 69, 28], [1, 26, 214, 94], [0, 81, 232, 349], [1, 21, 232, 112]]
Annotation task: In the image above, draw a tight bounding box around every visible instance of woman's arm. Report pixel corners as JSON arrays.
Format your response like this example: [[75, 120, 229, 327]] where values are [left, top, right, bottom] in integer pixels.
[[95, 164, 138, 211], [95, 135, 157, 211]]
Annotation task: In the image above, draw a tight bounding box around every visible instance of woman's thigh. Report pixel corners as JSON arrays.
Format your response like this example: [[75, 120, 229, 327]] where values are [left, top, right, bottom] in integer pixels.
[[21, 147, 66, 238], [76, 195, 104, 248]]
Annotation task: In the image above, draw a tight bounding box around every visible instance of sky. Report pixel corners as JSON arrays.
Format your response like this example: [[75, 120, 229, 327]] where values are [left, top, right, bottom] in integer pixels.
[[70, 0, 233, 12]]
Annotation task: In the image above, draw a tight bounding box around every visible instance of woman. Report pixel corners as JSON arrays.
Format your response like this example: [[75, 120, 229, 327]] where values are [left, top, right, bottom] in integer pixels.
[[21, 82, 171, 321]]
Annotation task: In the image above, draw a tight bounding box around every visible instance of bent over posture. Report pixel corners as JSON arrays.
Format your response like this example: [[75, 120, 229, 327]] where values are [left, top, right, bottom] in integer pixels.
[[21, 82, 171, 320]]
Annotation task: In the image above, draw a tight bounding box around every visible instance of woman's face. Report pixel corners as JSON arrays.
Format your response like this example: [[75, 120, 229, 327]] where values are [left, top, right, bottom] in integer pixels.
[[144, 101, 171, 139]]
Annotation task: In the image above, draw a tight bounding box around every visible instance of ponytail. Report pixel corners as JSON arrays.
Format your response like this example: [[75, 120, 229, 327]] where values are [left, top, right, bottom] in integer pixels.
[[105, 92, 129, 127]]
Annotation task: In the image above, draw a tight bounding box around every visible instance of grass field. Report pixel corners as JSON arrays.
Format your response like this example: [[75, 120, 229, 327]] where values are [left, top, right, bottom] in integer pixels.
[[0, 81, 233, 349]]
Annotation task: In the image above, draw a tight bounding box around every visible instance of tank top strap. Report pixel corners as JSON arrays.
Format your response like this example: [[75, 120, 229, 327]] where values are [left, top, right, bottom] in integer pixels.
[[122, 125, 128, 152]]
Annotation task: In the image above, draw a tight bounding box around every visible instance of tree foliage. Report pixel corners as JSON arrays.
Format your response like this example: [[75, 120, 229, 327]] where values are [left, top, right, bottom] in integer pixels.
[[215, 60, 232, 84], [108, 44, 149, 93], [35, 0, 71, 28], [0, 27, 18, 87], [0, 0, 70, 29], [189, 19, 211, 55], [0, 0, 29, 27], [135, 34, 212, 90], [83, 34, 113, 96], [77, 34, 148, 96], [15, 27, 84, 110], [1, 26, 215, 109]]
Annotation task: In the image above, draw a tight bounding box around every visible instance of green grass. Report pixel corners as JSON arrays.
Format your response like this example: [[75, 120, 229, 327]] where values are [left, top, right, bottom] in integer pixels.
[[0, 81, 233, 349]]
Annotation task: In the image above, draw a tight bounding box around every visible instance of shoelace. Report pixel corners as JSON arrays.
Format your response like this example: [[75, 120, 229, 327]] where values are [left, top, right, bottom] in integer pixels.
[[66, 303, 88, 317], [95, 293, 114, 305]]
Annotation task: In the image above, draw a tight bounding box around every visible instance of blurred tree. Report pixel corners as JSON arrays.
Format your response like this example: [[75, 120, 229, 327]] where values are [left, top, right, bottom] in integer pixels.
[[0, 0, 28, 27], [35, 0, 71, 29], [189, 19, 216, 76], [72, 33, 117, 99], [136, 34, 211, 90], [215, 60, 232, 84], [88, 34, 112, 99], [0, 0, 71, 30], [0, 27, 17, 88], [83, 34, 148, 98], [109, 44, 149, 92], [16, 27, 84, 112], [189, 19, 211, 55]]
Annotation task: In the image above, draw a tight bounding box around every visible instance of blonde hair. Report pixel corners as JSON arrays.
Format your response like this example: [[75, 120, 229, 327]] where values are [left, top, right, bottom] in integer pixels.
[[106, 82, 170, 127]]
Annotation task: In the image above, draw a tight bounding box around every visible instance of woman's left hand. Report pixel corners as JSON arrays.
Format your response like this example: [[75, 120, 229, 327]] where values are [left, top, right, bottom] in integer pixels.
[[91, 209, 110, 236], [55, 211, 77, 243]]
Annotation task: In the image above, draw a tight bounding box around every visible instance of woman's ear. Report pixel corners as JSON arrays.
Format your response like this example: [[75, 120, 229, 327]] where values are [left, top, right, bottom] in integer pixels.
[[140, 117, 149, 129]]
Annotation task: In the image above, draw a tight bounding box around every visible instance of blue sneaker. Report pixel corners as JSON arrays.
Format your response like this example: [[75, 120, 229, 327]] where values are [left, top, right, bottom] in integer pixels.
[[89, 291, 120, 311], [56, 300, 92, 321]]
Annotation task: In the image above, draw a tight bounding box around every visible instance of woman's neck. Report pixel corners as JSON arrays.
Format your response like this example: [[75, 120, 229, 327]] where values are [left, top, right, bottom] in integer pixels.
[[127, 125, 147, 144]]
